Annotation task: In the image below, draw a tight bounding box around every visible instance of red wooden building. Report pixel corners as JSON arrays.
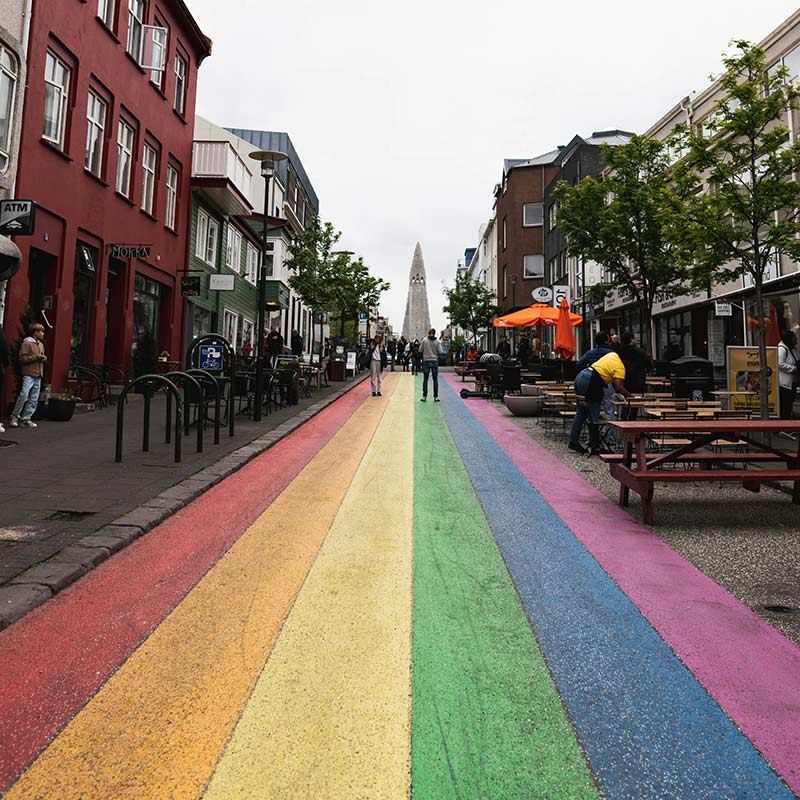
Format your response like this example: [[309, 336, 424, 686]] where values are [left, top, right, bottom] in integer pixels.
[[4, 0, 211, 391]]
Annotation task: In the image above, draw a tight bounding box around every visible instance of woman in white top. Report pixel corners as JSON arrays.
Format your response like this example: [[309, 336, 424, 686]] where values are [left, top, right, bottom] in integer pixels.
[[777, 330, 799, 420]]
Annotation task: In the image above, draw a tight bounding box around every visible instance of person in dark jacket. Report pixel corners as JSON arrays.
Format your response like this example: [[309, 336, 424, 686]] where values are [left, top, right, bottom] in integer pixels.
[[497, 336, 511, 361], [387, 338, 397, 371], [266, 325, 284, 368], [577, 331, 613, 369], [290, 329, 303, 358], [617, 331, 652, 420], [517, 335, 531, 369]]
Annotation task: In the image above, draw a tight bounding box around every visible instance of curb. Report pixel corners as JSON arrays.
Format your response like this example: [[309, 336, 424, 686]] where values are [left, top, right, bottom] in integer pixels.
[[0, 374, 369, 631]]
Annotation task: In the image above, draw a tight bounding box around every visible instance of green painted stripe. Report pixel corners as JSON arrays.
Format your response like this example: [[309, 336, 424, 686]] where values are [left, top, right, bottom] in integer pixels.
[[411, 398, 599, 800]]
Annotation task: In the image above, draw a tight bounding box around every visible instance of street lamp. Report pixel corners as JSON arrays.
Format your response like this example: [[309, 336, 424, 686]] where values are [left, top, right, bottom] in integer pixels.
[[249, 149, 287, 422]]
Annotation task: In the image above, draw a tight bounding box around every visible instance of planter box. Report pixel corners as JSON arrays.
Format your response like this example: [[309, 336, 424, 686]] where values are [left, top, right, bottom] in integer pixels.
[[47, 398, 77, 422]]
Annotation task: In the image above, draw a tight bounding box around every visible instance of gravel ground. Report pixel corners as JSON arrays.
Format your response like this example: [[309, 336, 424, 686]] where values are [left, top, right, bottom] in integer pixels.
[[503, 404, 800, 648]]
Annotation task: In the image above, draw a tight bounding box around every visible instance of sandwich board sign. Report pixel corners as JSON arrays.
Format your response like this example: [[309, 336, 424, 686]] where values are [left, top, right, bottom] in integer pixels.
[[0, 200, 36, 236]]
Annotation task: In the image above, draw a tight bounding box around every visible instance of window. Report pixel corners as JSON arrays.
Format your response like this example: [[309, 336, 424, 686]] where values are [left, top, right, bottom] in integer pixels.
[[265, 241, 275, 276], [245, 242, 259, 284], [239, 318, 255, 352], [97, 0, 115, 28], [173, 52, 187, 115], [127, 0, 145, 60], [85, 91, 107, 176], [206, 218, 218, 265], [523, 254, 544, 278], [165, 164, 178, 229], [502, 265, 508, 298], [502, 217, 507, 249], [222, 309, 238, 346], [116, 119, 135, 196], [547, 203, 557, 230], [0, 46, 18, 171], [194, 208, 218, 265], [141, 142, 156, 214], [225, 224, 242, 271], [149, 20, 168, 87], [523, 203, 543, 227], [43, 51, 70, 148]]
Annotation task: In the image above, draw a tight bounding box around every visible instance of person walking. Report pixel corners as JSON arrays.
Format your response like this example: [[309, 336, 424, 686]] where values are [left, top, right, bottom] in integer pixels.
[[419, 328, 440, 402], [617, 331, 652, 421], [387, 338, 396, 372], [410, 339, 420, 375], [266, 325, 284, 368], [9, 322, 47, 429], [365, 334, 387, 396], [568, 349, 635, 456], [290, 329, 303, 358], [778, 329, 799, 424], [517, 334, 531, 370], [497, 335, 511, 361]]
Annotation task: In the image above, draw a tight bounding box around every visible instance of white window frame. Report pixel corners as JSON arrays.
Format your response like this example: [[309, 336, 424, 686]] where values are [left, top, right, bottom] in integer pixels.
[[245, 242, 259, 284], [222, 309, 238, 346], [195, 208, 208, 260], [43, 51, 70, 148], [523, 254, 544, 278], [206, 218, 219, 265], [165, 164, 178, 230], [225, 224, 242, 272], [523, 203, 544, 227], [85, 91, 107, 176], [127, 0, 145, 60], [173, 51, 187, 115], [141, 142, 157, 214], [115, 118, 135, 196], [145, 24, 167, 84], [97, 0, 115, 27], [502, 218, 507, 249], [0, 46, 18, 171], [240, 317, 255, 349]]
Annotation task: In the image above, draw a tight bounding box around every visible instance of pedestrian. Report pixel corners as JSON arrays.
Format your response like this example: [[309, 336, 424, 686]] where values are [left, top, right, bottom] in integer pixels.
[[497, 335, 511, 361], [517, 334, 531, 370], [576, 331, 615, 435], [403, 340, 411, 372], [290, 329, 303, 358], [617, 331, 652, 421], [410, 339, 420, 375], [365, 334, 387, 396], [266, 324, 284, 368], [568, 349, 636, 456], [9, 322, 47, 429], [387, 338, 397, 371], [610, 333, 621, 352], [778, 329, 799, 423], [0, 325, 10, 433], [419, 328, 441, 402]]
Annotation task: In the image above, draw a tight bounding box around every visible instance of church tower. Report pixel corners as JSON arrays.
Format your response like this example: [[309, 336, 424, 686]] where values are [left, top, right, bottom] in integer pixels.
[[401, 242, 432, 341]]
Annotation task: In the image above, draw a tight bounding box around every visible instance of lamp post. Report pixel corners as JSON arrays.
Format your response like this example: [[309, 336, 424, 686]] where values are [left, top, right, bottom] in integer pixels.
[[249, 149, 287, 422]]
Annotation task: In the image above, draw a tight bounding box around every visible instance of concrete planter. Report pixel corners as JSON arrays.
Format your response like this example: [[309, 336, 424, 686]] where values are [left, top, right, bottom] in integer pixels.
[[521, 384, 543, 397], [504, 395, 544, 416]]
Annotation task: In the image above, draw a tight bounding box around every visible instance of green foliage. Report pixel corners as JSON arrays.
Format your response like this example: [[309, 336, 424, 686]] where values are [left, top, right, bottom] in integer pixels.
[[285, 216, 340, 315], [666, 40, 800, 415], [449, 334, 465, 355], [442, 273, 497, 344], [328, 254, 390, 338], [553, 135, 691, 353]]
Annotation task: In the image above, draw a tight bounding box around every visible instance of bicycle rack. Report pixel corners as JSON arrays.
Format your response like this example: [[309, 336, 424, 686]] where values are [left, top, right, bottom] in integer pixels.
[[163, 371, 205, 454], [185, 334, 237, 438], [185, 368, 222, 446], [115, 375, 182, 463]]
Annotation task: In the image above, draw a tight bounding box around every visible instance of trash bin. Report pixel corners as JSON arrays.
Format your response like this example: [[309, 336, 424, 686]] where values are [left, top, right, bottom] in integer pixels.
[[669, 356, 715, 400], [330, 359, 346, 382]]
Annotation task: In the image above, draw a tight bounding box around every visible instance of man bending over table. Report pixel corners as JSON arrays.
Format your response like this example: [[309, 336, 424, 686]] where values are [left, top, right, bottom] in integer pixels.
[[569, 350, 636, 456]]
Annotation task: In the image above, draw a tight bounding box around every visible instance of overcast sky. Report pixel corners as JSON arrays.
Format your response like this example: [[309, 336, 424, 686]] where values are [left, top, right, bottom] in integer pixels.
[[191, 0, 799, 333]]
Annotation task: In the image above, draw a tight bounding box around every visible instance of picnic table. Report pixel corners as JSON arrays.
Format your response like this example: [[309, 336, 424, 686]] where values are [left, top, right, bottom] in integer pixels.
[[604, 420, 800, 524]]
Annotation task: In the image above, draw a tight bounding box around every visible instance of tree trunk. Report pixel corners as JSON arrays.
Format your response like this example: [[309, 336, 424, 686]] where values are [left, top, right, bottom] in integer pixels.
[[754, 279, 770, 419], [639, 301, 653, 357]]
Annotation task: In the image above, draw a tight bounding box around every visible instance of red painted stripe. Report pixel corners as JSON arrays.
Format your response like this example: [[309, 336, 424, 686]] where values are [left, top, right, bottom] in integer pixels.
[[0, 381, 369, 792]]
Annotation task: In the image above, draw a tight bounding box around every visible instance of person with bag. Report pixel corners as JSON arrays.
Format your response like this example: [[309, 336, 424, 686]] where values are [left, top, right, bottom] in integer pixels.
[[365, 334, 388, 396], [777, 329, 799, 423], [10, 323, 47, 429]]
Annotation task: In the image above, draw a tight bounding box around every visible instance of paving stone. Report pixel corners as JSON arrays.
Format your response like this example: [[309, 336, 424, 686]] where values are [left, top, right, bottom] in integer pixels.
[[0, 584, 52, 629], [76, 534, 130, 554], [11, 560, 88, 593], [110, 507, 170, 532], [141, 496, 185, 514], [92, 524, 143, 546], [52, 545, 111, 568]]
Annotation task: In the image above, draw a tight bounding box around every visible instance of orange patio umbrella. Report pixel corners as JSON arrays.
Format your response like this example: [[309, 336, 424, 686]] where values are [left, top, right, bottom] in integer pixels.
[[554, 298, 577, 360], [493, 303, 582, 328]]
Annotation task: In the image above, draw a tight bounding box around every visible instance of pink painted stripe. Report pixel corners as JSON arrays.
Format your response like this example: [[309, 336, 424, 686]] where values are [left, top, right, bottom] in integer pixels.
[[0, 380, 370, 792], [444, 373, 800, 794]]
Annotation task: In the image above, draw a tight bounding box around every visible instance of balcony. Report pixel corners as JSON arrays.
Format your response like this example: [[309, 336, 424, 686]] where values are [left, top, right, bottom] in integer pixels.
[[191, 141, 254, 217]]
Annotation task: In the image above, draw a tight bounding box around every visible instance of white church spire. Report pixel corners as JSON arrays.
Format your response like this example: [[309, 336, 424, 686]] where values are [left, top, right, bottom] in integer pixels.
[[402, 243, 432, 340]]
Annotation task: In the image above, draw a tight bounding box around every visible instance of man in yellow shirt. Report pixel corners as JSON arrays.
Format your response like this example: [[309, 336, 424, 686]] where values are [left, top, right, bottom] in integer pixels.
[[569, 351, 635, 455]]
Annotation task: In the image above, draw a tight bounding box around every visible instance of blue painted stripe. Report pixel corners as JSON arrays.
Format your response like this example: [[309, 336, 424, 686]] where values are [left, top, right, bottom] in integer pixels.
[[438, 380, 792, 800]]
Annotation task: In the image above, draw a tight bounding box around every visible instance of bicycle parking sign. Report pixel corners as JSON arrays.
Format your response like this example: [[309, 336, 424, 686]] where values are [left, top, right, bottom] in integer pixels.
[[199, 344, 223, 371]]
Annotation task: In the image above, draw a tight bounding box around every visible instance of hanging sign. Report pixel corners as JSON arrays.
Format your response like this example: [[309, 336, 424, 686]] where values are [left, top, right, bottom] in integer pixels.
[[714, 301, 733, 317], [209, 274, 235, 291], [181, 276, 201, 297], [0, 200, 36, 236], [553, 284, 571, 308], [531, 287, 553, 303]]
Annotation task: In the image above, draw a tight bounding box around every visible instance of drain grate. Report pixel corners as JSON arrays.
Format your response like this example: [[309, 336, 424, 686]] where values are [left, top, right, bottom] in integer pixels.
[[46, 510, 96, 521]]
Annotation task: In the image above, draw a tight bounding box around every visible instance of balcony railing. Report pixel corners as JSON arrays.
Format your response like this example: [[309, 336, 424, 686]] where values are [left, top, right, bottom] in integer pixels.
[[192, 141, 253, 201]]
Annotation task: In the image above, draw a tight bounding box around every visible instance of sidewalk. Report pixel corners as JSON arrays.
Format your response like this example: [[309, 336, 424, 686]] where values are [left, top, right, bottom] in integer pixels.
[[0, 374, 367, 626]]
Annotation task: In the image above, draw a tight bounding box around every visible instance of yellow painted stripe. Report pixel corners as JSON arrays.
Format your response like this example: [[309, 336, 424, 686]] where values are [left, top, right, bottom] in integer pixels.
[[5, 376, 398, 800], [203, 373, 415, 799]]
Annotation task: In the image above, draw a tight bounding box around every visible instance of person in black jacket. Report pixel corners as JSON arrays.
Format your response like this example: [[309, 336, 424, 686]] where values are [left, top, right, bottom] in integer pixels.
[[497, 336, 511, 361], [617, 331, 652, 420], [290, 329, 303, 358], [365, 335, 388, 396], [266, 325, 284, 368]]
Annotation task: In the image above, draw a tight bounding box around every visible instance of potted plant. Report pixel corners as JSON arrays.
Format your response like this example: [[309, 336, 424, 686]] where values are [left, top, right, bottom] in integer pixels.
[[48, 389, 80, 422], [158, 350, 170, 363]]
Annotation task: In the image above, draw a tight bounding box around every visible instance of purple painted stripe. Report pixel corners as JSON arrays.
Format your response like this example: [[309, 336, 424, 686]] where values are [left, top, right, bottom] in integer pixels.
[[443, 373, 800, 795]]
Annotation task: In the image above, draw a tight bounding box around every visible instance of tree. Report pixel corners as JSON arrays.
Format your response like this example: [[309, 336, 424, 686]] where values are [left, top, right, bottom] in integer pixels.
[[666, 40, 800, 417], [285, 217, 339, 361], [328, 255, 389, 339], [442, 272, 497, 346], [553, 136, 691, 355]]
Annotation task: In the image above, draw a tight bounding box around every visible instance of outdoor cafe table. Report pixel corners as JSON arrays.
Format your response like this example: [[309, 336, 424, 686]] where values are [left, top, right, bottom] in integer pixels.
[[605, 420, 800, 524], [711, 390, 758, 410]]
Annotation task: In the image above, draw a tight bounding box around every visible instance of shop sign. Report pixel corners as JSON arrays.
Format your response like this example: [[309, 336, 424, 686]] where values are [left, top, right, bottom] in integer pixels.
[[726, 346, 778, 415], [209, 274, 235, 291], [0, 200, 36, 236], [553, 284, 571, 308], [110, 244, 151, 259], [714, 301, 733, 317], [181, 276, 201, 297], [531, 287, 553, 303]]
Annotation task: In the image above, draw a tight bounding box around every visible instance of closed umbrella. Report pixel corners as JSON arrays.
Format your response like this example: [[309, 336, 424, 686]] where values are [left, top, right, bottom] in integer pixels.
[[554, 299, 577, 360]]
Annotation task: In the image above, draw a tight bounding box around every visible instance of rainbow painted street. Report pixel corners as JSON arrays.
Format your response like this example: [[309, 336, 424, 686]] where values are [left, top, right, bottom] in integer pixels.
[[1, 373, 798, 799]]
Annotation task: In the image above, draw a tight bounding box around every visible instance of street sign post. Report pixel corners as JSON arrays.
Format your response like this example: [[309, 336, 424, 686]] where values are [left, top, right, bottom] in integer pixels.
[[0, 200, 36, 236], [553, 285, 571, 307], [198, 344, 224, 371]]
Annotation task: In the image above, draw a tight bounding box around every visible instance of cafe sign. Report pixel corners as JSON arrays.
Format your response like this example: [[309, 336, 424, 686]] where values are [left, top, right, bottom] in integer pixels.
[[109, 244, 151, 259]]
